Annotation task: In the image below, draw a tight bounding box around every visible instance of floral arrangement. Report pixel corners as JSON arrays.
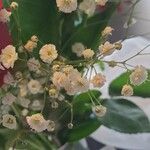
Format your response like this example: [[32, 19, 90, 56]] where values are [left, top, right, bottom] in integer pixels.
[[0, 0, 150, 149]]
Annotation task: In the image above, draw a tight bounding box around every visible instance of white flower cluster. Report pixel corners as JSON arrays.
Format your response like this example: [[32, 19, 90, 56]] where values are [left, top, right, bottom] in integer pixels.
[[56, 0, 108, 15]]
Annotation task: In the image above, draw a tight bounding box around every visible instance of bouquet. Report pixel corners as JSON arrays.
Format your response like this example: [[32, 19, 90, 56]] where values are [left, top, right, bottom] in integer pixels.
[[0, 0, 149, 149]]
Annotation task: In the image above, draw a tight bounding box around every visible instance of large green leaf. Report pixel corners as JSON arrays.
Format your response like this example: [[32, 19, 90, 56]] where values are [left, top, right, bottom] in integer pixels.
[[100, 98, 150, 133], [109, 71, 150, 98]]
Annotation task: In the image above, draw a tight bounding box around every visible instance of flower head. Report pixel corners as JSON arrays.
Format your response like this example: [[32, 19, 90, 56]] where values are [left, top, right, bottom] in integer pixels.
[[82, 49, 95, 59], [2, 114, 17, 129], [121, 84, 133, 96], [102, 26, 114, 37], [79, 0, 96, 17], [92, 105, 107, 117], [130, 65, 148, 86], [95, 0, 108, 6], [56, 0, 77, 13], [72, 43, 85, 57], [26, 114, 49, 132], [2, 93, 16, 105], [39, 44, 58, 63], [28, 79, 43, 94], [0, 45, 18, 69], [24, 40, 37, 52], [91, 73, 106, 88], [99, 41, 115, 56], [0, 9, 11, 23], [10, 2, 18, 9]]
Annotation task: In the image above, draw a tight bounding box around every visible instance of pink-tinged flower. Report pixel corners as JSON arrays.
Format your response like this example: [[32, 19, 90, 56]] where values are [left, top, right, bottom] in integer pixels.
[[121, 84, 133, 96], [2, 93, 16, 105], [26, 113, 49, 132], [0, 8, 11, 23], [3, 72, 15, 85]]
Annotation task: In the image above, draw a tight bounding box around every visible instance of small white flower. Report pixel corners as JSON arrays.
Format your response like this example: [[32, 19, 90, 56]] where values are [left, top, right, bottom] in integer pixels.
[[31, 100, 43, 111], [24, 40, 37, 52], [0, 9, 11, 23], [102, 26, 114, 37], [39, 44, 58, 63], [10, 2, 18, 9], [2, 93, 16, 105], [26, 114, 49, 132], [130, 65, 148, 86], [47, 120, 55, 132], [91, 73, 106, 88], [72, 43, 85, 57], [28, 79, 43, 94], [2, 114, 17, 129], [82, 49, 95, 59], [3, 72, 15, 85], [99, 41, 115, 56], [92, 105, 107, 117], [95, 0, 108, 6], [121, 84, 133, 96], [56, 0, 77, 13], [27, 58, 41, 73], [21, 109, 29, 117], [31, 35, 38, 42], [52, 72, 68, 89], [79, 0, 96, 17], [19, 97, 30, 108], [0, 45, 18, 69]]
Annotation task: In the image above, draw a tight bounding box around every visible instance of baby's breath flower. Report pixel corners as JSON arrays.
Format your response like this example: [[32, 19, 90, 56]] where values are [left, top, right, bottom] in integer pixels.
[[19, 97, 31, 108], [31, 100, 43, 111], [49, 88, 59, 98], [68, 123, 73, 129], [39, 44, 58, 64], [10, 2, 18, 9], [95, 0, 108, 6], [0, 45, 18, 69], [121, 84, 133, 96], [72, 43, 85, 57], [26, 113, 49, 132], [56, 0, 77, 13], [2, 114, 17, 129], [91, 73, 106, 88], [82, 49, 95, 59], [24, 40, 37, 52], [130, 65, 148, 86], [0, 9, 11, 23], [51, 101, 59, 109], [79, 0, 96, 17], [47, 120, 55, 132], [1, 105, 10, 115], [27, 58, 41, 73], [21, 109, 29, 117], [52, 72, 68, 89], [3, 72, 15, 85], [28, 79, 43, 94], [92, 105, 107, 117], [99, 41, 115, 56], [31, 35, 38, 42], [102, 26, 114, 37], [2, 93, 16, 105]]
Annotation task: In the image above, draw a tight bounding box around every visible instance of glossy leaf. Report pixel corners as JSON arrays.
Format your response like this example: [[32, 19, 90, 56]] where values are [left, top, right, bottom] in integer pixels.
[[100, 98, 150, 133]]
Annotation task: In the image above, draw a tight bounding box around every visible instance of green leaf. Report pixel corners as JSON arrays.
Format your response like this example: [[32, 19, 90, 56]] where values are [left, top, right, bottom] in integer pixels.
[[109, 71, 150, 98], [100, 98, 150, 133], [73, 90, 101, 115], [59, 118, 101, 143]]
